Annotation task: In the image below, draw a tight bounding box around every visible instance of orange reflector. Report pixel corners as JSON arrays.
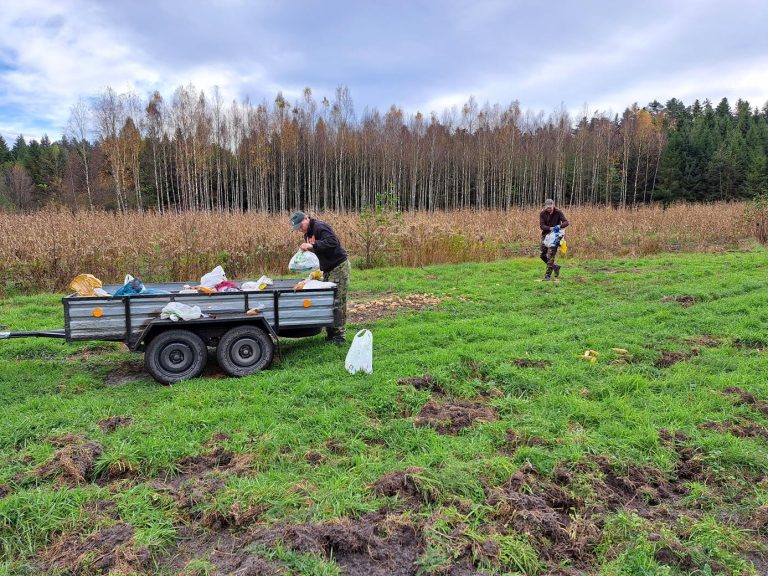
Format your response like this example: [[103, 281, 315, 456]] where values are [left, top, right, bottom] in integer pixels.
[[92, 307, 103, 318], [303, 299, 311, 308]]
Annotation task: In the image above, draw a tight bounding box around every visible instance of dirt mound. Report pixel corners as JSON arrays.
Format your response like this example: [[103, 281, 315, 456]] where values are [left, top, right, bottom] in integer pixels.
[[512, 358, 551, 368], [397, 373, 442, 391], [415, 398, 497, 434], [0, 484, 10, 498], [42, 523, 150, 575], [699, 419, 768, 439], [162, 511, 421, 576], [723, 386, 768, 415], [98, 415, 133, 433], [655, 349, 698, 368], [661, 294, 696, 307], [177, 433, 254, 475], [280, 511, 422, 576], [304, 450, 326, 466], [732, 337, 767, 351], [35, 437, 102, 485], [372, 467, 427, 507], [348, 293, 444, 324]]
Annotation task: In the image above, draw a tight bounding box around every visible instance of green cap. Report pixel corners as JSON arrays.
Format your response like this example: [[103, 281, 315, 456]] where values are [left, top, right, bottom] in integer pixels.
[[290, 211, 307, 230]]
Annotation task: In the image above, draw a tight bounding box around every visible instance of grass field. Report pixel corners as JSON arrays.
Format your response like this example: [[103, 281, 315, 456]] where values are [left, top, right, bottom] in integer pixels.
[[1, 250, 768, 575]]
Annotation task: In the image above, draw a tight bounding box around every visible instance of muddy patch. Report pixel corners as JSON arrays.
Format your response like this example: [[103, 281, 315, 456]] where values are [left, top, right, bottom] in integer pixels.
[[655, 349, 699, 368], [42, 523, 150, 576], [397, 373, 443, 392], [35, 435, 102, 485], [699, 419, 768, 439], [372, 467, 428, 508], [661, 294, 696, 307], [177, 433, 254, 476], [723, 386, 768, 416], [0, 484, 10, 498], [348, 293, 444, 324], [415, 398, 497, 434], [98, 415, 133, 433], [304, 450, 326, 466], [512, 358, 551, 368], [160, 510, 421, 576], [104, 361, 149, 387], [682, 335, 721, 348], [732, 337, 768, 351]]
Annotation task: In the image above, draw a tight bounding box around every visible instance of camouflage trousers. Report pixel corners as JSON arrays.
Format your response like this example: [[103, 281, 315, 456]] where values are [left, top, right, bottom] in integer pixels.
[[539, 243, 561, 277], [323, 259, 350, 338]]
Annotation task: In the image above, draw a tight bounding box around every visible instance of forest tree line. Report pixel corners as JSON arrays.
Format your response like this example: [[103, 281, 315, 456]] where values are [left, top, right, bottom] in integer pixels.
[[1, 85, 767, 213]]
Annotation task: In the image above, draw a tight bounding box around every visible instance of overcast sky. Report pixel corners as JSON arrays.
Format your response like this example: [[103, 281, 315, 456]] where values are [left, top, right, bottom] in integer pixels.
[[1, 0, 768, 142]]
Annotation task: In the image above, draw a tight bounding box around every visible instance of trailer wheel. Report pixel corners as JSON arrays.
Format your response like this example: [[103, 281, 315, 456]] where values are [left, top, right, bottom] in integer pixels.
[[144, 329, 207, 384], [216, 325, 274, 377]]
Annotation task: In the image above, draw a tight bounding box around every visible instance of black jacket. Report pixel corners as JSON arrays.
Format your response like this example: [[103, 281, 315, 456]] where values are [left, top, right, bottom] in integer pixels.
[[539, 208, 569, 238], [305, 218, 348, 271]]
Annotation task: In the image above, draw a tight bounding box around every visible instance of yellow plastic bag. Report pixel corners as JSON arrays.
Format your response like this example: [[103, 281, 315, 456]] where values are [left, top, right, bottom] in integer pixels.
[[559, 240, 568, 254], [69, 274, 103, 297]]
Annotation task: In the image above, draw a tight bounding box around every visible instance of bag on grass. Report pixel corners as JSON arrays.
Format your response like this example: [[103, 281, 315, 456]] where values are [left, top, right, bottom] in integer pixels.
[[288, 250, 320, 273], [345, 329, 373, 375]]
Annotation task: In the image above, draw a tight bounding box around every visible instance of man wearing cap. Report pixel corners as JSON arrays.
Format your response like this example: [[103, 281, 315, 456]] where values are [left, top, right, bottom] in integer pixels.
[[291, 211, 350, 345], [539, 199, 569, 281]]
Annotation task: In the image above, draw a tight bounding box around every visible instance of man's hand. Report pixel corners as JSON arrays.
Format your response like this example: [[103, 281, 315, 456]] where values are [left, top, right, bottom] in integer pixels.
[[300, 242, 314, 251]]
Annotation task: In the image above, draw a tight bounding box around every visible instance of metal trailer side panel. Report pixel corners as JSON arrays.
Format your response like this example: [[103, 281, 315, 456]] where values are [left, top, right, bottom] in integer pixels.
[[66, 299, 127, 340], [277, 291, 335, 327]]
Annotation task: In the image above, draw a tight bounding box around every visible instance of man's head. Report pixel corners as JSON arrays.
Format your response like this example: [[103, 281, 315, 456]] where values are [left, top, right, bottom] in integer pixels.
[[544, 198, 555, 213], [290, 211, 310, 233]]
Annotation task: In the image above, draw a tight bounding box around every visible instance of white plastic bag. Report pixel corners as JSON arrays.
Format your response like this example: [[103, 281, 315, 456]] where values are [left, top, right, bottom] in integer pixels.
[[302, 279, 336, 289], [289, 250, 320, 272], [241, 275, 273, 291], [345, 329, 373, 375], [543, 231, 564, 248], [200, 265, 226, 289], [161, 302, 202, 321]]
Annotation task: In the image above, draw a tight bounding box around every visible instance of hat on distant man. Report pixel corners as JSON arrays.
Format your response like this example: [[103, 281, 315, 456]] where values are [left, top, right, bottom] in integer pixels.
[[290, 211, 307, 230], [544, 198, 555, 208]]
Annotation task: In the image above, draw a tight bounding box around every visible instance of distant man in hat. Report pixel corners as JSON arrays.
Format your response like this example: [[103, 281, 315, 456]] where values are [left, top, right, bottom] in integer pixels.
[[539, 198, 569, 281], [291, 211, 350, 345]]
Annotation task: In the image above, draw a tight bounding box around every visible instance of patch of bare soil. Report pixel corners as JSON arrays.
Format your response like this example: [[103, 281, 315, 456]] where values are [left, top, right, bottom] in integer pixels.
[[348, 293, 444, 324], [732, 337, 768, 351], [485, 443, 714, 573], [682, 335, 721, 348], [0, 484, 10, 498], [397, 373, 443, 392], [512, 358, 551, 368], [177, 433, 254, 476], [42, 523, 151, 576], [655, 348, 699, 368], [415, 398, 497, 434], [98, 415, 133, 433], [304, 450, 326, 466], [104, 361, 148, 387], [160, 510, 421, 576], [723, 386, 768, 416], [34, 435, 102, 485], [700, 419, 768, 439], [661, 294, 696, 307], [372, 467, 428, 508]]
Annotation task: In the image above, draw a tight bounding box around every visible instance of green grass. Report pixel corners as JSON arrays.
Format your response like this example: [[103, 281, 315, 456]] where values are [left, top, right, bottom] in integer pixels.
[[1, 250, 768, 574]]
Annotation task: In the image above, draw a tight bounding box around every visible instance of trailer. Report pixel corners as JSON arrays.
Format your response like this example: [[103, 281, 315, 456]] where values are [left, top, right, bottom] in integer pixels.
[[0, 280, 337, 384]]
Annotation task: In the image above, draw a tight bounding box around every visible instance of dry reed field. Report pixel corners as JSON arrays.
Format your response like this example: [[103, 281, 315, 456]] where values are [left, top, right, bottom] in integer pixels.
[[0, 203, 753, 293]]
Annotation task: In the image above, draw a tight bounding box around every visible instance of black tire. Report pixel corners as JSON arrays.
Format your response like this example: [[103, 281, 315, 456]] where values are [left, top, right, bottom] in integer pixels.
[[216, 325, 274, 377], [144, 329, 207, 385]]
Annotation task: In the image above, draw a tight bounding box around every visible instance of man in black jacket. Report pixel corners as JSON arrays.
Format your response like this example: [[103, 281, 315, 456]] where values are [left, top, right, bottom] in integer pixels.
[[539, 198, 569, 281], [291, 211, 350, 345]]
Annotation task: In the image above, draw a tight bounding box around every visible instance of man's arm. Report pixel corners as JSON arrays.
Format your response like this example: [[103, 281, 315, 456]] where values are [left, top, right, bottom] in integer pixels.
[[558, 211, 569, 229], [310, 225, 340, 253]]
